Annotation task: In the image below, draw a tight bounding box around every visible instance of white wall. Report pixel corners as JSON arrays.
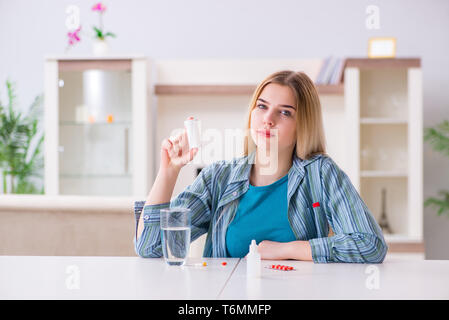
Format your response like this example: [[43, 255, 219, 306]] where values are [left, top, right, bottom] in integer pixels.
[[1, 0, 449, 258]]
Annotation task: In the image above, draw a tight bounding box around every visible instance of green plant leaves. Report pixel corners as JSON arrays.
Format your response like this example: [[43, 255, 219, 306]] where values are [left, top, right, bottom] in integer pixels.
[[424, 120, 449, 218], [424, 120, 449, 157], [0, 80, 44, 194]]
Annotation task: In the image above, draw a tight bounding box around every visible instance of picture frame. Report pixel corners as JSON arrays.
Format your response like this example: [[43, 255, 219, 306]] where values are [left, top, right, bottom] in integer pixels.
[[368, 37, 397, 58]]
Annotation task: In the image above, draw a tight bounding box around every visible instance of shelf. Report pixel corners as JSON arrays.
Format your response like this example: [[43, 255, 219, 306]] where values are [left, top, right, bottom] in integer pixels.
[[345, 58, 421, 69], [46, 54, 146, 60], [59, 121, 131, 126], [384, 234, 424, 253], [360, 118, 408, 125], [361, 171, 408, 178], [60, 174, 132, 179], [154, 83, 344, 95], [384, 234, 421, 243]]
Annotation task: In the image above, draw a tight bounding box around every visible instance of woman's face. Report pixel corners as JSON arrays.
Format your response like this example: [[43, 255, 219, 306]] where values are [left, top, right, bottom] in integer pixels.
[[250, 83, 297, 155]]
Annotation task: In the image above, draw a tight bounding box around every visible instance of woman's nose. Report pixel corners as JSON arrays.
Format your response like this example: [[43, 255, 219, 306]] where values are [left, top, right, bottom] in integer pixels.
[[263, 109, 275, 126]]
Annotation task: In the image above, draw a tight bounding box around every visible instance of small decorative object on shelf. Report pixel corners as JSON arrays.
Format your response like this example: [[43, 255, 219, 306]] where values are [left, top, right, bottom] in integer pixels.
[[106, 114, 114, 123], [88, 115, 96, 124], [64, 5, 82, 53], [66, 26, 82, 53], [91, 2, 116, 56], [368, 37, 396, 58], [378, 188, 393, 234]]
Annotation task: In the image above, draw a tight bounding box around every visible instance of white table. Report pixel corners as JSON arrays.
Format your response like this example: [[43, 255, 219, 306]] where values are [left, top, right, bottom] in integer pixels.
[[220, 255, 449, 300], [1, 254, 448, 300], [0, 256, 239, 299]]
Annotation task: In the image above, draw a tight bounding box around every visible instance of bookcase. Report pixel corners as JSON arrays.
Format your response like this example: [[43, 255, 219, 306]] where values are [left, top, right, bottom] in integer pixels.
[[344, 58, 423, 250]]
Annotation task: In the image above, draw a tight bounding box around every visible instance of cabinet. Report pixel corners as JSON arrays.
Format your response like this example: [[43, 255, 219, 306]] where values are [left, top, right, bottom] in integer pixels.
[[344, 58, 423, 248], [44, 56, 154, 197]]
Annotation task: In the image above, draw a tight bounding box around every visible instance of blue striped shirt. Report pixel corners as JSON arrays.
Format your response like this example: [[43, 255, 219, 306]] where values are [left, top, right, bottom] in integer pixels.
[[134, 151, 388, 263]]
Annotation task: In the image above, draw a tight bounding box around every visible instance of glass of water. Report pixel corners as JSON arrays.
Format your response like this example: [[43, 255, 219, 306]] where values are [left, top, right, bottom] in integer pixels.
[[160, 207, 191, 266]]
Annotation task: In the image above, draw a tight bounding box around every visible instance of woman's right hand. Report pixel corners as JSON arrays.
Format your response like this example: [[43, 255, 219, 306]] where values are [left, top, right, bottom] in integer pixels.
[[160, 116, 199, 173]]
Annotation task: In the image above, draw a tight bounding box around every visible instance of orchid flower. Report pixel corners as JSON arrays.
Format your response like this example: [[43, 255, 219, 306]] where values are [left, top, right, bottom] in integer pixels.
[[67, 26, 81, 46], [92, 2, 106, 13], [91, 2, 116, 40]]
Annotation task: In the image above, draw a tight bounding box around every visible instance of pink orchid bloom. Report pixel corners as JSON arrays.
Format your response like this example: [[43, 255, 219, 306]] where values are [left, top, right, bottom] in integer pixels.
[[92, 2, 106, 13], [67, 26, 81, 46]]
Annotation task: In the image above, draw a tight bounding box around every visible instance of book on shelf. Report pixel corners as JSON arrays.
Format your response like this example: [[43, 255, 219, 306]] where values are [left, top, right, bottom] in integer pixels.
[[315, 56, 346, 85]]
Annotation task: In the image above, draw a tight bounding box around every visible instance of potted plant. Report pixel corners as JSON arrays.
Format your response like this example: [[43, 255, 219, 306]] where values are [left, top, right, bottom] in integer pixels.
[[0, 80, 44, 194], [91, 2, 116, 56], [424, 120, 449, 217]]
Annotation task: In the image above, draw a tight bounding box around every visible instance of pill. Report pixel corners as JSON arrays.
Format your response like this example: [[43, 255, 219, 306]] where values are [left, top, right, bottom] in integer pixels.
[[222, 262, 227, 266], [202, 262, 207, 266]]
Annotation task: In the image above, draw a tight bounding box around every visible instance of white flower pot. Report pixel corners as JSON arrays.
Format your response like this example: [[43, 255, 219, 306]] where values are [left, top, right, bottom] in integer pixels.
[[92, 39, 109, 56]]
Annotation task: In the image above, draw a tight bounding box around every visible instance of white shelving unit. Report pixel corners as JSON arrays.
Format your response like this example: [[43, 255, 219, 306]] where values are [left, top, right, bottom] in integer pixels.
[[344, 58, 423, 250], [43, 55, 154, 197]]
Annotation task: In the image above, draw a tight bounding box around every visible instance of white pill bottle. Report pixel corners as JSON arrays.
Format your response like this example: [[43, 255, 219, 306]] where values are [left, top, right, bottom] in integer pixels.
[[246, 239, 261, 278], [184, 118, 201, 149]]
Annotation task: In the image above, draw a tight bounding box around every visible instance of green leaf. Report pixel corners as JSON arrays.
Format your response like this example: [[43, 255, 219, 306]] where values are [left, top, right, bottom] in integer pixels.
[[424, 120, 449, 157], [93, 26, 104, 38], [425, 194, 449, 218], [104, 32, 116, 38]]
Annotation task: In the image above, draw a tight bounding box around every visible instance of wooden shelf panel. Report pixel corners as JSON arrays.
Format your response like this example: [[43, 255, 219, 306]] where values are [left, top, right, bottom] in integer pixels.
[[383, 235, 424, 253], [58, 59, 132, 72], [155, 83, 344, 95], [155, 84, 255, 95], [316, 84, 344, 95], [360, 118, 408, 125], [386, 241, 424, 253], [346, 58, 421, 69], [361, 171, 408, 178]]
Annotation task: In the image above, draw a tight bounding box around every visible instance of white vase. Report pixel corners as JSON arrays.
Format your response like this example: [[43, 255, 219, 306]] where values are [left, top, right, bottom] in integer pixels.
[[92, 39, 109, 56]]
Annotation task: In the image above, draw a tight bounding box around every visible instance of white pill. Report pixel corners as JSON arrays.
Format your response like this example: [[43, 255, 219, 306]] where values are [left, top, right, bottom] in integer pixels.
[[184, 119, 201, 149]]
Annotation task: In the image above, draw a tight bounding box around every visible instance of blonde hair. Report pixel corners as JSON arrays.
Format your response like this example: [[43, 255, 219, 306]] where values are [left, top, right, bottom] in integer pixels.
[[243, 70, 327, 160]]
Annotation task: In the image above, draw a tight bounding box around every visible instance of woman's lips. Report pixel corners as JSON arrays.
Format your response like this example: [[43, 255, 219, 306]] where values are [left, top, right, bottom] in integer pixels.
[[257, 129, 275, 138]]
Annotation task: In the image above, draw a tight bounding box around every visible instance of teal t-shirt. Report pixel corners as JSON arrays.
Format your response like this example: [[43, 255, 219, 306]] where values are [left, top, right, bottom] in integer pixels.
[[225, 173, 297, 257]]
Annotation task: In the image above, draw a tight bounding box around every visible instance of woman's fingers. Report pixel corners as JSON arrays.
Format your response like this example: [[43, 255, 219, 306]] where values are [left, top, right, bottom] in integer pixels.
[[189, 148, 198, 161], [180, 129, 190, 153], [178, 147, 197, 165], [162, 125, 198, 168], [161, 138, 173, 151], [172, 139, 180, 156], [161, 138, 174, 158]]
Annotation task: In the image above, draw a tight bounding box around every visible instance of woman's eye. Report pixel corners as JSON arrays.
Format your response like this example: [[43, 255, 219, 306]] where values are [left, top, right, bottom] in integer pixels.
[[281, 110, 291, 117], [257, 104, 267, 109]]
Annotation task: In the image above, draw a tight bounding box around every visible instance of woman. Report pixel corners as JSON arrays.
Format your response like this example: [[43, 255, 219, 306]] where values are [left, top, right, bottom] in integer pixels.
[[134, 70, 388, 263]]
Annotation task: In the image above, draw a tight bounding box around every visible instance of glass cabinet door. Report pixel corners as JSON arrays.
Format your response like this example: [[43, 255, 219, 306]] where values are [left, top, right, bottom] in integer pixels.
[[58, 67, 133, 196]]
